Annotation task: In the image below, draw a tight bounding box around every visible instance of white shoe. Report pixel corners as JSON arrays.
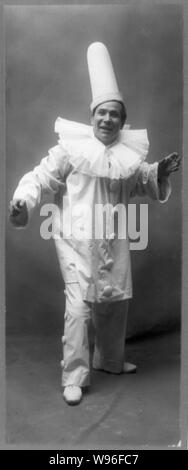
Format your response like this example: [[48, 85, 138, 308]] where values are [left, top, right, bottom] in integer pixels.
[[123, 362, 137, 373], [63, 385, 82, 405]]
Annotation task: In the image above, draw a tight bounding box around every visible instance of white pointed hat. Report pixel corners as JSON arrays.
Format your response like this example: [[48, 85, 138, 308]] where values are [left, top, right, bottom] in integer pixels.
[[87, 42, 125, 112]]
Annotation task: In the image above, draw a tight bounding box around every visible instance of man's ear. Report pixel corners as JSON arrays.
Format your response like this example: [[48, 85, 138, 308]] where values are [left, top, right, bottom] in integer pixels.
[[90, 113, 94, 126]]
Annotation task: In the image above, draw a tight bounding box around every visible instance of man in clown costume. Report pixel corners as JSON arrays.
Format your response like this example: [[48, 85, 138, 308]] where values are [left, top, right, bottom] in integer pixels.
[[9, 42, 181, 405]]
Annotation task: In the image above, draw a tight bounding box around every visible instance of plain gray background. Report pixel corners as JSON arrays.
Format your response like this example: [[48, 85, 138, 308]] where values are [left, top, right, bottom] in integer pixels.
[[6, 4, 182, 336]]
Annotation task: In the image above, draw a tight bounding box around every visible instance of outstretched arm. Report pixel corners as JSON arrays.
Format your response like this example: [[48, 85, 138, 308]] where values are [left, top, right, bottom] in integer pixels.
[[129, 152, 181, 202], [9, 144, 70, 228]]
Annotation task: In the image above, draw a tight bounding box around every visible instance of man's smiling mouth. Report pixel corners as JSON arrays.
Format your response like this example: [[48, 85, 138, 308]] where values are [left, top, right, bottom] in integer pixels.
[[100, 127, 112, 132]]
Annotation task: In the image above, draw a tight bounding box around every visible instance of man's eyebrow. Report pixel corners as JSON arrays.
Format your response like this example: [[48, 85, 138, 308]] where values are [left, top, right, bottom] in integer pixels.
[[97, 108, 119, 113]]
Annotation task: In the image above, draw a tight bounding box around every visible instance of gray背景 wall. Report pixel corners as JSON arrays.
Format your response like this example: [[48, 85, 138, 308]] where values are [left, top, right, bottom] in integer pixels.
[[6, 4, 182, 337]]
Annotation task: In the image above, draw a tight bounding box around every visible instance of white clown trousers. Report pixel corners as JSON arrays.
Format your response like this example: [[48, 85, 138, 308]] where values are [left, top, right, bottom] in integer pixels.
[[61, 282, 129, 387]]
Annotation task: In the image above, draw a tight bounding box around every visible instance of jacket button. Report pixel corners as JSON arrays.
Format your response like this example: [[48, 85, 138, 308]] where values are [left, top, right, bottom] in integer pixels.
[[61, 335, 66, 345], [104, 258, 113, 270], [103, 285, 113, 297]]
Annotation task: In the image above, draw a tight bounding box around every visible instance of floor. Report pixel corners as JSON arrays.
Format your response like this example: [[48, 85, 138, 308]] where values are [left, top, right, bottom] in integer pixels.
[[6, 330, 180, 449]]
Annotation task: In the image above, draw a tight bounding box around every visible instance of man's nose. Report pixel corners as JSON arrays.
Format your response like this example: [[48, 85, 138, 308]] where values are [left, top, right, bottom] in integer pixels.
[[103, 113, 111, 122]]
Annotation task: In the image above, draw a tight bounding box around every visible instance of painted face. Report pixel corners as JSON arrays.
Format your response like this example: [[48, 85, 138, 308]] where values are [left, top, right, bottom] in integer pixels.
[[91, 101, 123, 146]]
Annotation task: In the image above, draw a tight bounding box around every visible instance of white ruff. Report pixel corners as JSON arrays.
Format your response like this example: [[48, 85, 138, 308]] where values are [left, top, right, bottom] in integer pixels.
[[54, 117, 149, 180]]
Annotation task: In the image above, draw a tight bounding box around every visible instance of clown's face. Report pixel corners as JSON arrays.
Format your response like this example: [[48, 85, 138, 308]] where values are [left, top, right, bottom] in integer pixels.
[[91, 101, 123, 146]]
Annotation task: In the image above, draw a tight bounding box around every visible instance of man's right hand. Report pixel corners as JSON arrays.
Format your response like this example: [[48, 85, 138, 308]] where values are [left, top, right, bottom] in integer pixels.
[[9, 199, 28, 227]]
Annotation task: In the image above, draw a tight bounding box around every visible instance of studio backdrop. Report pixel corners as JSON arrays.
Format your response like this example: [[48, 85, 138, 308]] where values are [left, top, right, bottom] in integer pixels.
[[6, 4, 182, 336]]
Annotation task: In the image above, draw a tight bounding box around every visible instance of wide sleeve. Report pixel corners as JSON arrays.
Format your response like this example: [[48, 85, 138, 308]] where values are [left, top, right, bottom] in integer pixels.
[[13, 144, 71, 220], [129, 161, 171, 202]]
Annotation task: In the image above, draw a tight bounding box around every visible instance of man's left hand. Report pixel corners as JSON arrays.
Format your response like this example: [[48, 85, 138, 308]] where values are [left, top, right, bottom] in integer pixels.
[[158, 152, 181, 181]]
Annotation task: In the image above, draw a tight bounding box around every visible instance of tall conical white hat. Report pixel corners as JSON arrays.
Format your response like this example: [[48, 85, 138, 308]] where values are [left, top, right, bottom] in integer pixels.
[[87, 42, 124, 112]]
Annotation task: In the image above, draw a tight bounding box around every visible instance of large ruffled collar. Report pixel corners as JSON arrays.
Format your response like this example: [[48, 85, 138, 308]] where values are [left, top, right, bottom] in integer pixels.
[[54, 117, 149, 180]]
